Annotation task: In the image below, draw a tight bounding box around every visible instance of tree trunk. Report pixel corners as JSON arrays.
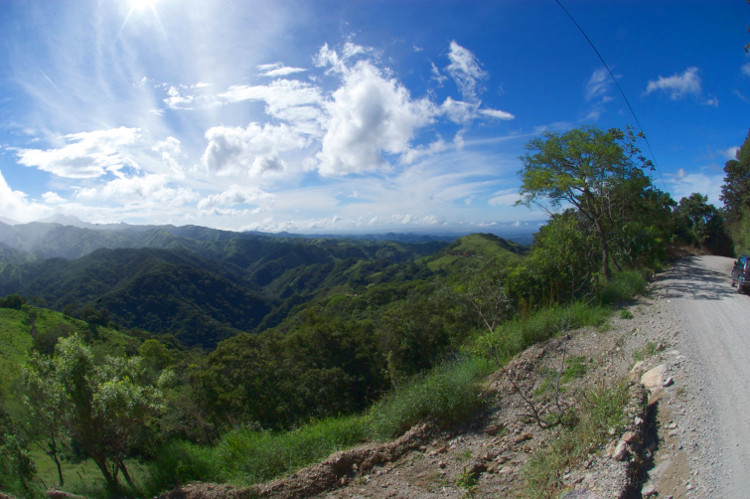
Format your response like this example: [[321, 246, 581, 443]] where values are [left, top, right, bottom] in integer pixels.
[[594, 218, 612, 281], [118, 458, 136, 489], [91, 455, 118, 489]]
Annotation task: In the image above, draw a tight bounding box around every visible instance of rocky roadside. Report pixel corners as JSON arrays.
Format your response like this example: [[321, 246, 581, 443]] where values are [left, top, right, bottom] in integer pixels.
[[162, 269, 709, 499]]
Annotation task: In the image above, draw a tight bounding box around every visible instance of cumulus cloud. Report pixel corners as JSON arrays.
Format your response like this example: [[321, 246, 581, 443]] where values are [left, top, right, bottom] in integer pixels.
[[667, 169, 724, 206], [0, 169, 52, 222], [315, 57, 436, 175], [202, 123, 304, 176], [42, 191, 65, 204], [445, 40, 486, 101], [15, 127, 139, 178], [644, 66, 702, 100]]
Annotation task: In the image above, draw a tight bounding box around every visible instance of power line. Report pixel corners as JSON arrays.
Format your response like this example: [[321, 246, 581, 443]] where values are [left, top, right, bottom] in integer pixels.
[[554, 0, 667, 191]]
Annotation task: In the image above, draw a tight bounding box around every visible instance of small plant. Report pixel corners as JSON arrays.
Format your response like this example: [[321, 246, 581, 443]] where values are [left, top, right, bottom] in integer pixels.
[[521, 379, 629, 497], [561, 356, 587, 383], [633, 341, 659, 362], [619, 309, 633, 319], [455, 466, 479, 496]]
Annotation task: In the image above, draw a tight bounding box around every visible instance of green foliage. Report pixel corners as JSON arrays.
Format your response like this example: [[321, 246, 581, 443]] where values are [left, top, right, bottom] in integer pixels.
[[144, 415, 368, 494], [143, 440, 219, 494], [521, 380, 629, 497], [0, 293, 26, 309], [368, 356, 494, 439], [0, 406, 44, 497], [26, 334, 168, 489]]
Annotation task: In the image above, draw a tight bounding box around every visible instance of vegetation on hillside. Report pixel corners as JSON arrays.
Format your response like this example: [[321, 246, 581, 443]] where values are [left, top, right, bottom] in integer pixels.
[[0, 124, 743, 497]]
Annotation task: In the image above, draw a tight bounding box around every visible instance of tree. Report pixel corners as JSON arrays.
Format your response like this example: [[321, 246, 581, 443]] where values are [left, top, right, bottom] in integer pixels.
[[23, 353, 69, 487], [720, 130, 750, 226], [27, 335, 168, 489], [517, 125, 655, 280], [0, 406, 41, 497]]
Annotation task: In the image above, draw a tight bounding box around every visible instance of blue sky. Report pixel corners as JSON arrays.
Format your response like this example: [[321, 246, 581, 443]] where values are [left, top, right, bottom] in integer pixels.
[[1, 0, 748, 233]]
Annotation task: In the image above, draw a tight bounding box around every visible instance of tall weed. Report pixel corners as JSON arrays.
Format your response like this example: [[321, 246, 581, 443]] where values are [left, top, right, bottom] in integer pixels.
[[598, 270, 647, 304], [368, 356, 494, 440]]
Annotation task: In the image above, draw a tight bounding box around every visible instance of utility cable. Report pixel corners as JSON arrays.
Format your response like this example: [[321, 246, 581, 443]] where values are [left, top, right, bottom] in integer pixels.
[[555, 0, 667, 191]]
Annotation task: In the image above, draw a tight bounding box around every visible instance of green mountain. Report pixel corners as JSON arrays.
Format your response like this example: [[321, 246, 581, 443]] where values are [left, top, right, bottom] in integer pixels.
[[0, 228, 451, 348]]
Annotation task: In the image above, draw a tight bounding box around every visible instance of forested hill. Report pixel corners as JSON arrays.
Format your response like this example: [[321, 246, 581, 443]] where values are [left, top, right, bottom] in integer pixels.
[[0, 223, 469, 348]]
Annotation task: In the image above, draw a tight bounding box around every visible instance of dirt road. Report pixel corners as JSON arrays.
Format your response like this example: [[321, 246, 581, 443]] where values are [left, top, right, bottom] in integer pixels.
[[653, 255, 750, 497]]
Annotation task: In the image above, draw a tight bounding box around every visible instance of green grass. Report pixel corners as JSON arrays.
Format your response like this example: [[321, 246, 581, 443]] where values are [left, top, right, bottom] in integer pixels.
[[464, 301, 611, 365], [561, 355, 587, 383], [632, 341, 659, 362], [31, 448, 148, 499], [368, 356, 494, 440], [599, 270, 647, 305]]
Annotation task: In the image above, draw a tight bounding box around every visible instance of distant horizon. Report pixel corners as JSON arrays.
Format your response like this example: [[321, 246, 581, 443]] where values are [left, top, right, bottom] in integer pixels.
[[0, 213, 543, 244]]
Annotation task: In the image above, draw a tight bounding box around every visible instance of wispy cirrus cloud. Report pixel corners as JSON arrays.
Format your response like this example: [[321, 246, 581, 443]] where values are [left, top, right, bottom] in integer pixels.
[[445, 40, 487, 102]]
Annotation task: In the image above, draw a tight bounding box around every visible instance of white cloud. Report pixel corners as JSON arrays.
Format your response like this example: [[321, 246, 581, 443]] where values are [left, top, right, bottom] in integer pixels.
[[202, 123, 305, 176], [445, 41, 486, 101], [667, 169, 723, 206], [742, 62, 750, 77], [721, 146, 739, 160], [644, 66, 702, 100], [197, 185, 273, 210], [585, 68, 612, 102], [316, 58, 437, 175], [77, 173, 199, 206], [0, 170, 52, 222], [42, 191, 65, 204], [479, 108, 515, 120], [441, 97, 477, 123], [15, 127, 139, 178], [258, 63, 307, 78], [488, 189, 522, 206]]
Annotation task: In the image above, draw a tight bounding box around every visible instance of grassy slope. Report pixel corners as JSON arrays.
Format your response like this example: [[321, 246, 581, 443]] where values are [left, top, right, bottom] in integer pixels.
[[0, 305, 140, 408]]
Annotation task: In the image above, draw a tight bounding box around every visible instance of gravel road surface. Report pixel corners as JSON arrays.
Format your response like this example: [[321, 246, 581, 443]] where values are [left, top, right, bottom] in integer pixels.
[[652, 255, 750, 497]]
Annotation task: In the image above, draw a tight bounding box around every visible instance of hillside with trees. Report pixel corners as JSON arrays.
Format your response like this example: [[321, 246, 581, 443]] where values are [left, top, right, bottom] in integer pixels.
[[0, 125, 742, 498]]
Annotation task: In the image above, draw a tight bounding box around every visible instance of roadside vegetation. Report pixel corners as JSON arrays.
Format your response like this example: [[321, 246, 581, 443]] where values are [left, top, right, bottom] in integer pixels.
[[1, 125, 745, 498]]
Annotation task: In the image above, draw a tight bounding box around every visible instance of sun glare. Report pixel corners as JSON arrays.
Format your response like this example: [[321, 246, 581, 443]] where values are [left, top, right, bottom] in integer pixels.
[[128, 0, 158, 13]]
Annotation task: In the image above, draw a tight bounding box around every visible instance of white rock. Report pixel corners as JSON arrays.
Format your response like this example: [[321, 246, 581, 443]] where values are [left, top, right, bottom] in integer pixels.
[[641, 364, 667, 391]]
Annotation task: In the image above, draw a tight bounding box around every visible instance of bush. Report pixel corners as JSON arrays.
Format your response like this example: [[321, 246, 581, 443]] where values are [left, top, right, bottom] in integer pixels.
[[0, 294, 26, 310]]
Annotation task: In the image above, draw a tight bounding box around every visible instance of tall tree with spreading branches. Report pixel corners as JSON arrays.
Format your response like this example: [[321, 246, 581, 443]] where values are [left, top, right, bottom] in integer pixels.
[[517, 125, 654, 281]]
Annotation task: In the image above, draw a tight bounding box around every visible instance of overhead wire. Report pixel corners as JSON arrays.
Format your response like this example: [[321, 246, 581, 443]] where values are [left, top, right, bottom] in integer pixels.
[[554, 0, 667, 192]]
